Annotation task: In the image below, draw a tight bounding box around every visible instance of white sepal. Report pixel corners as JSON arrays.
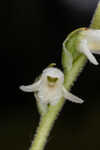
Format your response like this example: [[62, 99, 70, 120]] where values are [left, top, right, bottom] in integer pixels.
[[78, 39, 99, 65], [19, 80, 41, 92], [62, 87, 84, 104]]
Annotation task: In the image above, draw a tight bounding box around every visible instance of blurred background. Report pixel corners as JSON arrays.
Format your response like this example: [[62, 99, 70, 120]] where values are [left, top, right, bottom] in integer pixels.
[[0, 0, 100, 150]]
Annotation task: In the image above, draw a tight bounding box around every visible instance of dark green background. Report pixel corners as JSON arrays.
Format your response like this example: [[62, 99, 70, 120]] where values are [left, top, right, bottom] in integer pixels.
[[0, 0, 100, 150]]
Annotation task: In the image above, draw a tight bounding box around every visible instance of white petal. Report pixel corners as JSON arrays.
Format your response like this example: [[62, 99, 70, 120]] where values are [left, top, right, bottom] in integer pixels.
[[19, 80, 41, 92], [62, 87, 84, 104], [78, 40, 99, 65]]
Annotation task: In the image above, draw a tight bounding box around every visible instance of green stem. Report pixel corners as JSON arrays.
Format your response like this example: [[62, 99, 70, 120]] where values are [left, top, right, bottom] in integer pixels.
[[29, 1, 100, 150], [29, 97, 64, 150], [90, 1, 100, 29]]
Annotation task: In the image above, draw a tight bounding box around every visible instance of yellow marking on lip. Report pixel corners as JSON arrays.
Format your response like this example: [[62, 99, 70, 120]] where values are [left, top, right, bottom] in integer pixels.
[[47, 76, 58, 83]]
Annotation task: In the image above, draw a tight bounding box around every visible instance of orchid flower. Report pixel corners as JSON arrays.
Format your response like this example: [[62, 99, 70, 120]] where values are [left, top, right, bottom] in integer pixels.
[[78, 29, 100, 65], [20, 67, 83, 107]]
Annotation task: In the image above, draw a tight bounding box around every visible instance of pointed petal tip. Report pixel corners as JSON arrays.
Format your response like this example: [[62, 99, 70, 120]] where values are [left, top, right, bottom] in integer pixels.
[[91, 59, 99, 65], [19, 84, 37, 92], [70, 98, 84, 104], [74, 98, 84, 104], [19, 85, 26, 91], [19, 85, 33, 92], [94, 62, 99, 65], [79, 99, 84, 104]]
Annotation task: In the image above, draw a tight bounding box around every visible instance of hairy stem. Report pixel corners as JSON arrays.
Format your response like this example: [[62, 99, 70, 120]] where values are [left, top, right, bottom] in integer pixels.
[[29, 97, 64, 150]]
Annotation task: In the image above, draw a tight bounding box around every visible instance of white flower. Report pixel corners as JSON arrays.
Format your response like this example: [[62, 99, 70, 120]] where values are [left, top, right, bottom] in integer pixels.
[[20, 67, 83, 106], [78, 29, 100, 65]]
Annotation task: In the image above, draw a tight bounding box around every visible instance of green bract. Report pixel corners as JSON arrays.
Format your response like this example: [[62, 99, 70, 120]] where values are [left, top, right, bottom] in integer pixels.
[[62, 27, 87, 71]]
